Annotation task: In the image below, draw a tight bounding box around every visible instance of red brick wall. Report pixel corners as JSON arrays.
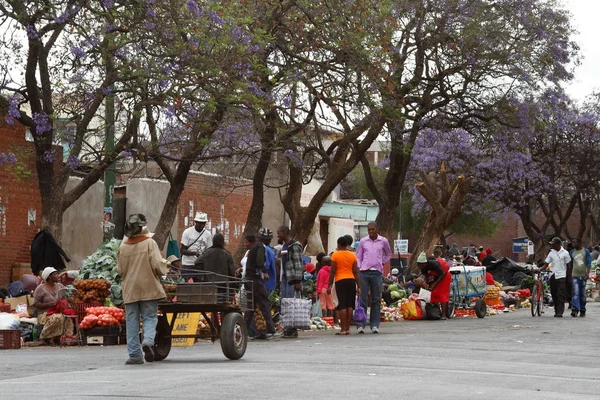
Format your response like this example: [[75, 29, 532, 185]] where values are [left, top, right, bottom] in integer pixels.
[[0, 120, 41, 286], [177, 172, 253, 250]]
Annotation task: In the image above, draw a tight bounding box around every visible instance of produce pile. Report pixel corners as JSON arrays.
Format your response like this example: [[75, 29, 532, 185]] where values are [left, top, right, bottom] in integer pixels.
[[254, 306, 267, 331], [79, 306, 125, 329], [310, 317, 333, 330], [387, 283, 408, 301], [198, 314, 210, 332], [78, 239, 123, 305], [483, 286, 501, 300], [71, 279, 112, 303], [381, 298, 408, 322]]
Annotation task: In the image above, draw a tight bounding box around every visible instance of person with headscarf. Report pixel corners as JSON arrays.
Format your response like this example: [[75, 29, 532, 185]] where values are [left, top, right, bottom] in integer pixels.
[[482, 248, 496, 267], [32, 267, 74, 345], [118, 214, 169, 364], [416, 252, 452, 320]]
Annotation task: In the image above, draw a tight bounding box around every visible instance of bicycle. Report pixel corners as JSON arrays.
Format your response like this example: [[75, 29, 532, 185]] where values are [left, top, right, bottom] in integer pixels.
[[530, 268, 551, 317]]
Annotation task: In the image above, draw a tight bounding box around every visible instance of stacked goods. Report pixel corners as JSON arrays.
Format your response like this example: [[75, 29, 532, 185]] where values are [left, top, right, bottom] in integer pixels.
[[484, 286, 502, 306], [72, 279, 112, 303], [198, 314, 210, 332], [254, 306, 267, 332], [78, 239, 123, 305], [79, 306, 125, 329], [484, 286, 500, 299], [387, 284, 407, 301], [310, 317, 330, 330]]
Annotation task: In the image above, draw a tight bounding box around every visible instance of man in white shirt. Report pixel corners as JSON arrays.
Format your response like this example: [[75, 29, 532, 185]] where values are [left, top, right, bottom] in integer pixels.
[[180, 212, 212, 281], [543, 237, 571, 317]]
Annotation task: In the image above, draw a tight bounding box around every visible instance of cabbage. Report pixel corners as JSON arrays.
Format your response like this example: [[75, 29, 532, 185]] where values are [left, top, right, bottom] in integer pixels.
[[388, 283, 399, 293], [391, 291, 401, 299]]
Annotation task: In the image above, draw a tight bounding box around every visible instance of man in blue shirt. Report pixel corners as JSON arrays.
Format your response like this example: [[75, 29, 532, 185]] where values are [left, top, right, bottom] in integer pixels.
[[258, 228, 277, 292]]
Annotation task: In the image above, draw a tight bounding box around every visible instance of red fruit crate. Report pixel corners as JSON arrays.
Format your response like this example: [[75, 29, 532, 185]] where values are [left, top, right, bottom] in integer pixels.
[[73, 301, 102, 321], [0, 330, 22, 349]]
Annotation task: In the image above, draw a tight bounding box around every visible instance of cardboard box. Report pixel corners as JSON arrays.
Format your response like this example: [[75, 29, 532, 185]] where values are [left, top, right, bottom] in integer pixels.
[[3, 295, 33, 311]]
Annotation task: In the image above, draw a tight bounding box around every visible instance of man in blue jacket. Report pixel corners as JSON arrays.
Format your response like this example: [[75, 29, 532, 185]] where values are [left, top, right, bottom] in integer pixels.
[[569, 238, 591, 317], [258, 228, 277, 293]]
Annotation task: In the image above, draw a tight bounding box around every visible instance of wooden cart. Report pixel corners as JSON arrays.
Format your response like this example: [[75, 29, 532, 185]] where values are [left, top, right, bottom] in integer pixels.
[[153, 272, 253, 361]]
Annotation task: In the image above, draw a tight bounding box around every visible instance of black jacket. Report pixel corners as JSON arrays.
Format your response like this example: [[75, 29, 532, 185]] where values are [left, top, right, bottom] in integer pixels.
[[30, 230, 70, 275], [245, 242, 267, 280], [195, 246, 235, 277]]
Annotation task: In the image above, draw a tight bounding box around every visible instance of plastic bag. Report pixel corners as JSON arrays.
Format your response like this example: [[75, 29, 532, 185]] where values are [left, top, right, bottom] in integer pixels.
[[353, 296, 367, 323], [311, 299, 322, 318], [281, 297, 311, 330], [425, 302, 442, 320], [400, 300, 424, 320], [418, 289, 432, 303], [331, 283, 339, 308], [0, 312, 20, 330]]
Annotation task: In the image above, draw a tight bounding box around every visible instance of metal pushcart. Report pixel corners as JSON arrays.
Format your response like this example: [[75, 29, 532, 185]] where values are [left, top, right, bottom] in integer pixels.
[[447, 265, 488, 319], [153, 271, 253, 361]]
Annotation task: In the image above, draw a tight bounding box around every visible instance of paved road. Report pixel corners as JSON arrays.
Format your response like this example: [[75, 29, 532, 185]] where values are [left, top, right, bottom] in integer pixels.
[[1, 303, 599, 400]]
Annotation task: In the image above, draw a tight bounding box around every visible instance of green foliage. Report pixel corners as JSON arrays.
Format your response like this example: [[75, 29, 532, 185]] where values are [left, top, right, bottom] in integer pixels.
[[79, 239, 123, 305]]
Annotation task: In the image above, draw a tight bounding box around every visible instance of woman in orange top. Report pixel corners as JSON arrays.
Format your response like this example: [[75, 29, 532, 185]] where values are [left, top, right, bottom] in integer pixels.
[[328, 236, 361, 335]]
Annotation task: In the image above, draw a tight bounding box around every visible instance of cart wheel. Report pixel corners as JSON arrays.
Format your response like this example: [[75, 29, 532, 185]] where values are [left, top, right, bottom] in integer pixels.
[[153, 315, 172, 361], [447, 288, 458, 319], [475, 299, 486, 319], [220, 313, 247, 360]]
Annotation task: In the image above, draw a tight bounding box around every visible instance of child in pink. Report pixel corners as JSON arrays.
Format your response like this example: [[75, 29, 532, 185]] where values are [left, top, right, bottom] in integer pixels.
[[316, 256, 335, 317]]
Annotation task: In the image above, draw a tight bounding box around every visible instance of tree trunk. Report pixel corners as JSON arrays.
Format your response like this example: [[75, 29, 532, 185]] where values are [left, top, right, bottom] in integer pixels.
[[409, 163, 472, 272], [152, 161, 193, 249], [233, 111, 276, 262], [283, 115, 385, 246]]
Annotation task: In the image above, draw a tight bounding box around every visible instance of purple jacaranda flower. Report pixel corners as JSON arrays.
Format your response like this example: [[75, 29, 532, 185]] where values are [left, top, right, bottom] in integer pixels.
[[33, 112, 52, 135], [70, 46, 87, 58]]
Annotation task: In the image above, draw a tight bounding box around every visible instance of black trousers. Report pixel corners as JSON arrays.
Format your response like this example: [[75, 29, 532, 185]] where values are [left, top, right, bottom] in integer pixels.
[[243, 279, 275, 335], [550, 276, 566, 316]]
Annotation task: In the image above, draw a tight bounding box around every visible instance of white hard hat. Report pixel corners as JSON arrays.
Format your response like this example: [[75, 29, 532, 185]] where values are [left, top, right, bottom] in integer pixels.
[[391, 268, 399, 275], [194, 212, 208, 222]]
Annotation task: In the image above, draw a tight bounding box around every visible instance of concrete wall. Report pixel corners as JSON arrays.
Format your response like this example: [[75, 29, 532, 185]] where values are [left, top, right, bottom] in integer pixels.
[[61, 178, 104, 270], [125, 178, 177, 251], [327, 217, 355, 254]]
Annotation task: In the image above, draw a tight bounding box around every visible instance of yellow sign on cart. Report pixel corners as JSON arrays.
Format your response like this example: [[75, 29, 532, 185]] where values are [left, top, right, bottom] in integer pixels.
[[166, 313, 201, 347]]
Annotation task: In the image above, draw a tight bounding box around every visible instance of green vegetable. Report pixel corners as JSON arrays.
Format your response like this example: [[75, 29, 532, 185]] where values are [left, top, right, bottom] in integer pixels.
[[79, 239, 124, 305], [520, 276, 535, 291], [388, 284, 399, 293]]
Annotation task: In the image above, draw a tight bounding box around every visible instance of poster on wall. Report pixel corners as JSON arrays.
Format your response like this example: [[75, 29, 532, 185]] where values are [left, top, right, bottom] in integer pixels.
[[103, 207, 115, 241]]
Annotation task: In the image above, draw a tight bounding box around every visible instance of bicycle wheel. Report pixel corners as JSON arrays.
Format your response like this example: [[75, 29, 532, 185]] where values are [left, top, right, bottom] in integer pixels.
[[531, 283, 539, 317], [536, 282, 543, 316]]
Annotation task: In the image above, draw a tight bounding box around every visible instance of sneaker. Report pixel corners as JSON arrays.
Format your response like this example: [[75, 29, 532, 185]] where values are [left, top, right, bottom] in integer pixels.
[[267, 332, 282, 339], [554, 314, 563, 318], [357, 327, 365, 334], [142, 343, 155, 363], [255, 334, 268, 340], [371, 327, 379, 334], [248, 336, 256, 340], [571, 309, 578, 317], [124, 358, 144, 365], [580, 311, 586, 317]]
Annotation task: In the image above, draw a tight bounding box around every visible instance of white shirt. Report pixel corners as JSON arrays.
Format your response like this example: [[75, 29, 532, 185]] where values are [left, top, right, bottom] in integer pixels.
[[545, 248, 571, 279], [180, 226, 212, 266], [241, 250, 249, 278]]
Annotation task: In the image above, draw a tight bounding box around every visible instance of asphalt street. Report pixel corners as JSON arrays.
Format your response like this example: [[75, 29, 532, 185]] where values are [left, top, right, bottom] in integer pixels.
[[1, 303, 599, 400]]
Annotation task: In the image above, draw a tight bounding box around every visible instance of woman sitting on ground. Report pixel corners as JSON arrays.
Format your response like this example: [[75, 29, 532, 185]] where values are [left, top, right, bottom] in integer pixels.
[[32, 267, 74, 345], [328, 236, 361, 335]]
